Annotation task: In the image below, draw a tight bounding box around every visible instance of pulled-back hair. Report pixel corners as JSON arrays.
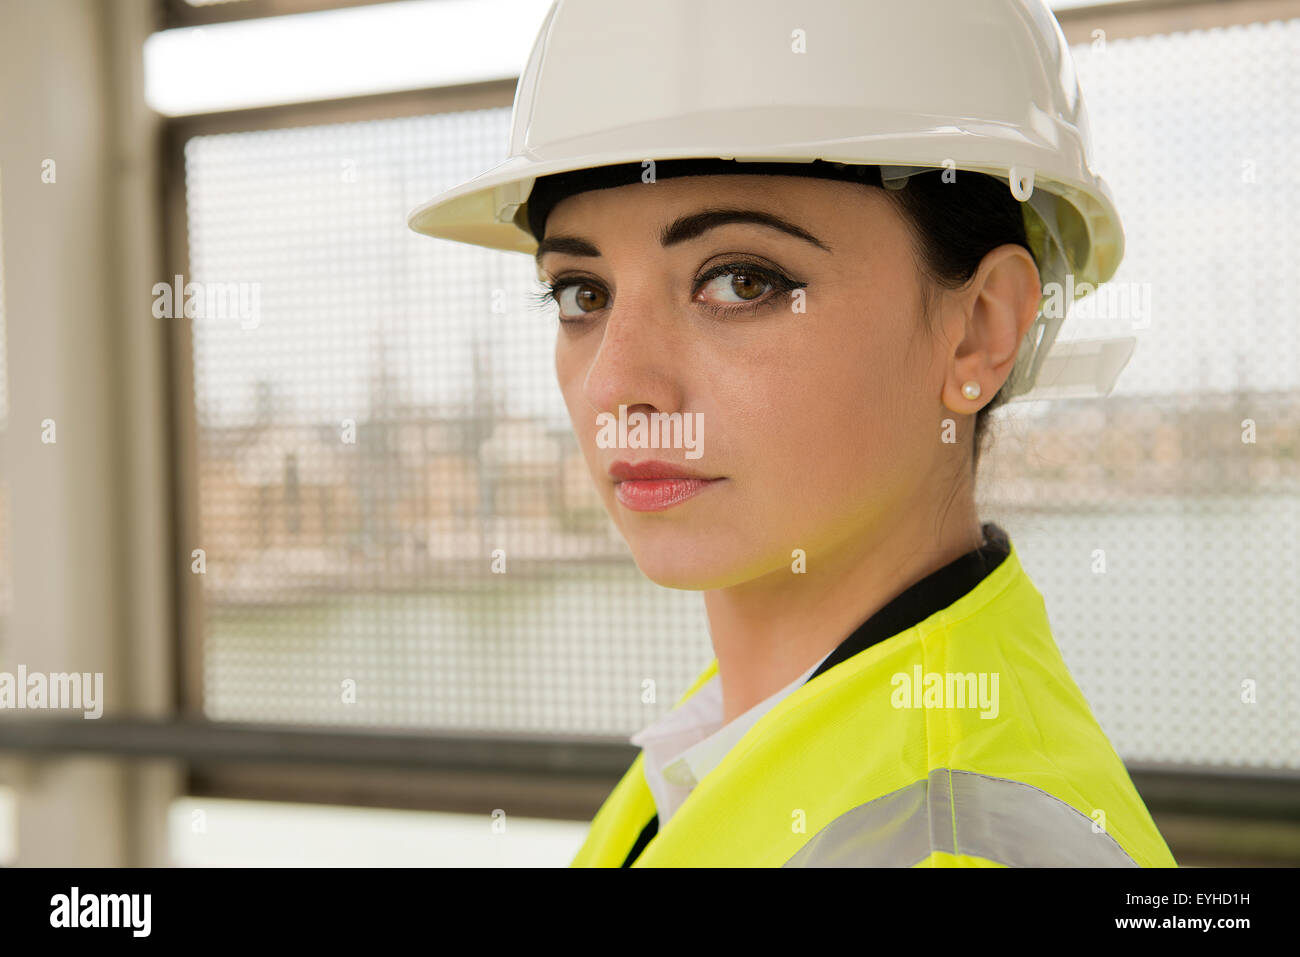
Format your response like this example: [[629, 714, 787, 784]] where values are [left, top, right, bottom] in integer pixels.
[[883, 169, 1040, 475]]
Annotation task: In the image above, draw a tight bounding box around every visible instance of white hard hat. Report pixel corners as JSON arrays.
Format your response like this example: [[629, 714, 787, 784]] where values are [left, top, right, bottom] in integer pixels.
[[407, 0, 1136, 402]]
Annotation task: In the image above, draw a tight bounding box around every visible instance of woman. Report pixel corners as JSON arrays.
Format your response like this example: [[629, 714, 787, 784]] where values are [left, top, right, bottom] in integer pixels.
[[407, 0, 1176, 867]]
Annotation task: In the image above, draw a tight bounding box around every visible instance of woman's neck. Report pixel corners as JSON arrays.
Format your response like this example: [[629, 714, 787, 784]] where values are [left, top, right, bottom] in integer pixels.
[[702, 502, 985, 725]]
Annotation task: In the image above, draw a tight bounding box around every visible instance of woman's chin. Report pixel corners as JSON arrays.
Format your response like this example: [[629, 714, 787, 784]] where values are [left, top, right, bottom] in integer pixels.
[[631, 562, 734, 591], [621, 537, 774, 591]]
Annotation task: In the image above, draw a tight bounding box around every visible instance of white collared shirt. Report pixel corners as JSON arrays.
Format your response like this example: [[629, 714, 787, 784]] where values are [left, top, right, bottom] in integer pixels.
[[630, 649, 835, 826]]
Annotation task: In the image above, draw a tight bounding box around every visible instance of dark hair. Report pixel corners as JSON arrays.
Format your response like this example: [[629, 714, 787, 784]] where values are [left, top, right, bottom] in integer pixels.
[[880, 170, 1038, 475]]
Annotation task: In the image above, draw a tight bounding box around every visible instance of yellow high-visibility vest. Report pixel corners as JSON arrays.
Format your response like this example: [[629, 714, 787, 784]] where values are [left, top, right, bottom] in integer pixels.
[[571, 525, 1177, 867]]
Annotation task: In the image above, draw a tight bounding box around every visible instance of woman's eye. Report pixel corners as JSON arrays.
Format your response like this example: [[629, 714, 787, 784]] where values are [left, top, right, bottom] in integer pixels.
[[535, 263, 802, 324], [693, 264, 804, 316], [556, 283, 608, 319], [696, 271, 772, 304]]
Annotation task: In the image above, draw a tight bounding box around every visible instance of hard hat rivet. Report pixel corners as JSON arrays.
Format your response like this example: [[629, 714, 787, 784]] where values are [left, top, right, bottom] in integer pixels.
[[1009, 167, 1035, 202]]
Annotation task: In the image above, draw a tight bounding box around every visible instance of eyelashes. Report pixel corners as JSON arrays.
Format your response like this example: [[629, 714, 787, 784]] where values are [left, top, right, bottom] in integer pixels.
[[529, 261, 807, 324]]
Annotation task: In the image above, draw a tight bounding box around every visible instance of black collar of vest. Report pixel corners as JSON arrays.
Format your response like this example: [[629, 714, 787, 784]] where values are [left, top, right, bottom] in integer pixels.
[[802, 521, 1011, 686]]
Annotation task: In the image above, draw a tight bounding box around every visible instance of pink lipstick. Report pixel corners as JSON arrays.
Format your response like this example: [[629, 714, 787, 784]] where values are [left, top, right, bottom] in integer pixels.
[[609, 460, 725, 512]]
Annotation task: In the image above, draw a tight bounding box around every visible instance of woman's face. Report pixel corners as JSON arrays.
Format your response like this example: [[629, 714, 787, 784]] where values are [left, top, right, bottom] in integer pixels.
[[537, 174, 974, 590]]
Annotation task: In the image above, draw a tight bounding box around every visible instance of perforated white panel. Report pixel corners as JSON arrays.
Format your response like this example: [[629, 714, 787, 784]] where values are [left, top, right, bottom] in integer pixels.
[[979, 19, 1300, 769], [185, 109, 711, 733]]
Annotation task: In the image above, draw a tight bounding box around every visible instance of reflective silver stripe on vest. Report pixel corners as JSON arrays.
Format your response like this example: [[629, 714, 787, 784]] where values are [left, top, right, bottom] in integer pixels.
[[783, 768, 1140, 867]]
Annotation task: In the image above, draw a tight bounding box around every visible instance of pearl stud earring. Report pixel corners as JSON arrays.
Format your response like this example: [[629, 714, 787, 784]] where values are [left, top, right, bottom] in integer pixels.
[[962, 381, 981, 400]]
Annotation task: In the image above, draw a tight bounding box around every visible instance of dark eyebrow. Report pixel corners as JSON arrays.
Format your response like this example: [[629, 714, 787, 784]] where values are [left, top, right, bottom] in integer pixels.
[[533, 207, 832, 265]]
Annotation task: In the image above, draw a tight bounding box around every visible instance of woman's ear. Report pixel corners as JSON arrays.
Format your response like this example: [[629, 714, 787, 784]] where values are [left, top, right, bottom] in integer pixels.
[[940, 244, 1041, 415]]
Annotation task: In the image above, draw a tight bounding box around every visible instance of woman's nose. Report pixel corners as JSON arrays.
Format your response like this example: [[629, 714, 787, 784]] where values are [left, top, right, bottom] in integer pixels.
[[580, 291, 685, 418]]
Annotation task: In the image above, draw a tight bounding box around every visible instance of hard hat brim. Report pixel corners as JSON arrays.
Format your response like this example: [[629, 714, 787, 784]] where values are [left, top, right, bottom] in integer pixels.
[[409, 148, 1122, 288]]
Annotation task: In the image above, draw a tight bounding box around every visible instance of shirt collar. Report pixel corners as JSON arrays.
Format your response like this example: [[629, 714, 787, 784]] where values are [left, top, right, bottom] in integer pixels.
[[661, 648, 832, 786]]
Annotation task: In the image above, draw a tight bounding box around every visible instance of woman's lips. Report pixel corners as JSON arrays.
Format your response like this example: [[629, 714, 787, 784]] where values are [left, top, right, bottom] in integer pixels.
[[614, 477, 724, 511], [609, 460, 725, 512]]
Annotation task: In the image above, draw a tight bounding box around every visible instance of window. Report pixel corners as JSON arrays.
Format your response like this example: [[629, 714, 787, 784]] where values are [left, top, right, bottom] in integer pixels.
[[179, 106, 712, 737]]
